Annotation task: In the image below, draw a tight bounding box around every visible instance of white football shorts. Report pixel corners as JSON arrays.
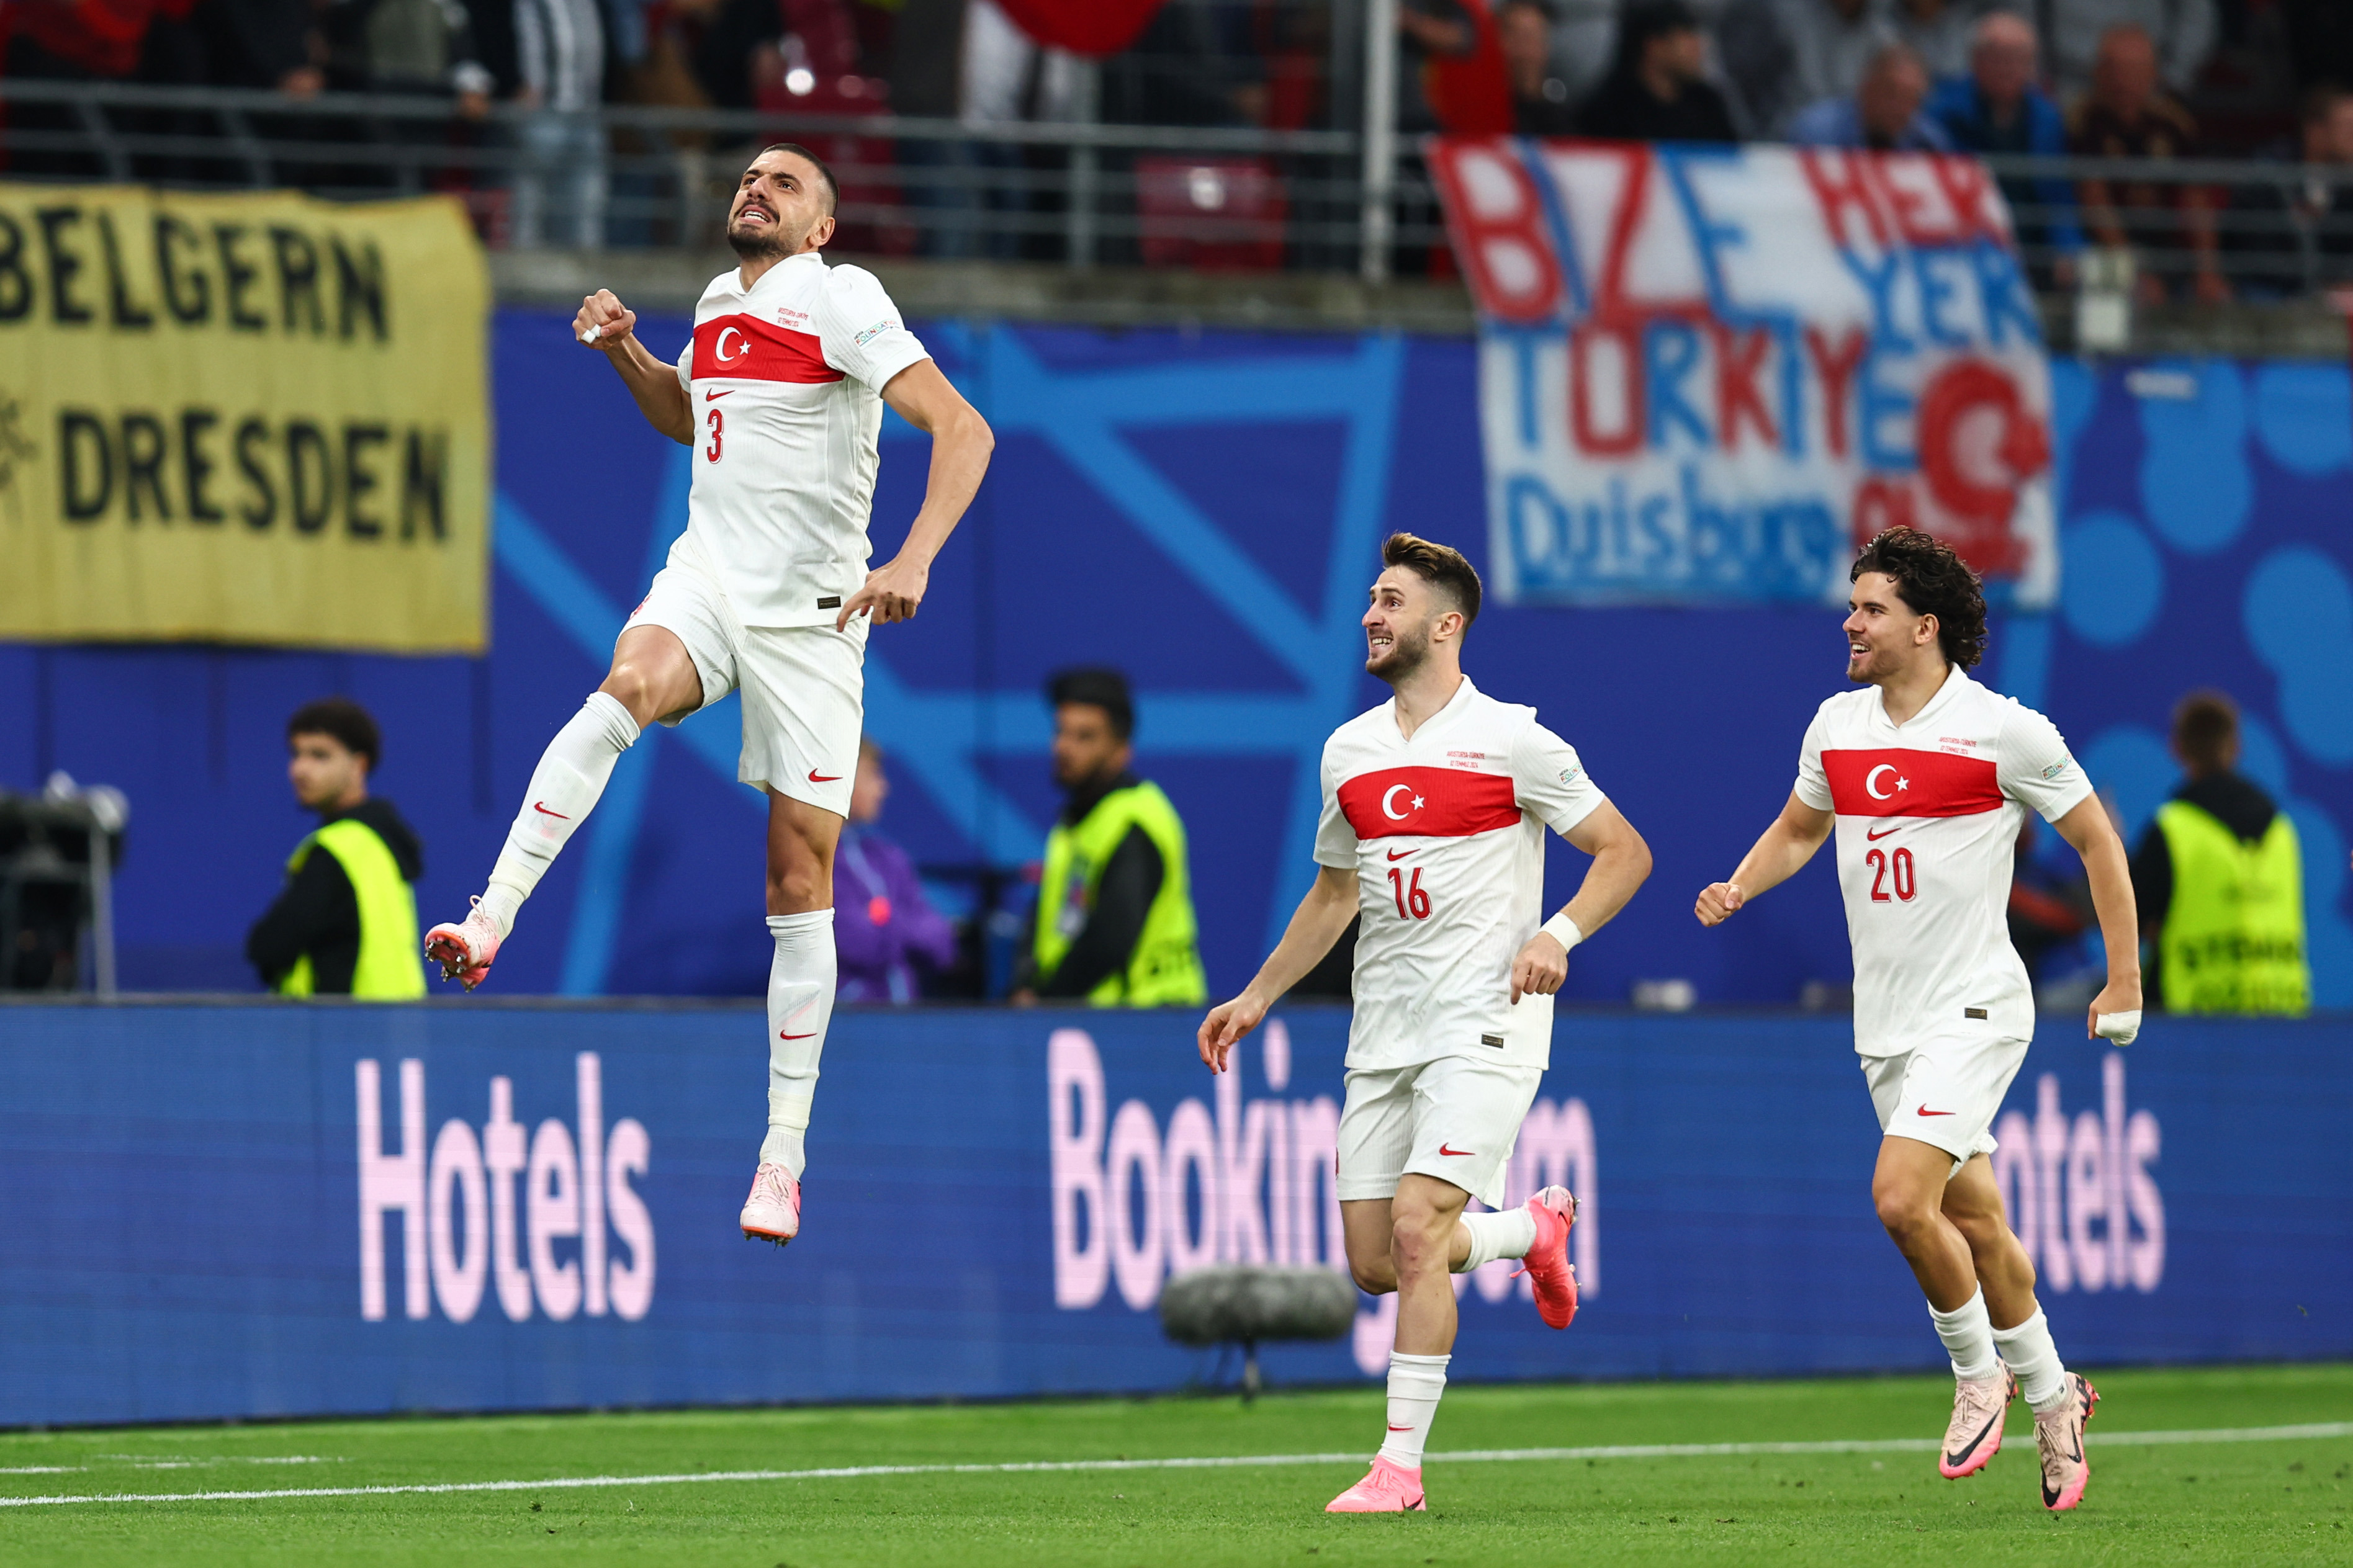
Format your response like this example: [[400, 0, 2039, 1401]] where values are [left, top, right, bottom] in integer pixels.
[[1336, 1054, 1543, 1212], [621, 542, 866, 817], [1862, 1032, 2031, 1173]]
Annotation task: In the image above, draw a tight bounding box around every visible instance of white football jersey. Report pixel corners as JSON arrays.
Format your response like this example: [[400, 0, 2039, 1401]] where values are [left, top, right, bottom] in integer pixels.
[[1313, 677, 1608, 1071], [1794, 666, 2093, 1057], [667, 252, 930, 627]]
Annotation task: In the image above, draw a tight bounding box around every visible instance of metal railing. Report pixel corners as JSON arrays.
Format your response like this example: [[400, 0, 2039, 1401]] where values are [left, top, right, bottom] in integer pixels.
[[7, 78, 2353, 300]]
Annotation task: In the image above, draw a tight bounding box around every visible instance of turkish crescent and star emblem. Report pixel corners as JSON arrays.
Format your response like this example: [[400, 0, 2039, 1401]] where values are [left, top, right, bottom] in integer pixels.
[[715, 325, 748, 364], [1380, 784, 1426, 820], [1864, 764, 1911, 800]]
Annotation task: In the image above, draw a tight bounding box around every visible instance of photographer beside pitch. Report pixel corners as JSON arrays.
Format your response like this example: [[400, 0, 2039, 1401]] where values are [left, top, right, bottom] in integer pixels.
[[1696, 528, 2142, 1513]]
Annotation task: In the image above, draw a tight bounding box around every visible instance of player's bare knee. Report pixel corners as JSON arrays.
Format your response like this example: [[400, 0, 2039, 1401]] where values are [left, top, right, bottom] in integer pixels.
[[598, 663, 658, 725], [1872, 1181, 1938, 1243], [1346, 1253, 1397, 1295]]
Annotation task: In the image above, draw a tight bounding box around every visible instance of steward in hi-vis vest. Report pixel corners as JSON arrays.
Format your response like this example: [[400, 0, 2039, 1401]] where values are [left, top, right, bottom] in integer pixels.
[[2150, 802, 2308, 1014], [2129, 689, 2310, 1015], [1033, 778, 1207, 1005], [1017, 666, 1207, 1007], [246, 699, 428, 999]]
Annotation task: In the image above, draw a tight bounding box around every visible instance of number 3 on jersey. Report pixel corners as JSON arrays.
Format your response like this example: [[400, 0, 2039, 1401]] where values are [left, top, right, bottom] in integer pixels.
[[705, 406, 723, 462], [1387, 864, 1431, 920], [1865, 845, 1917, 902]]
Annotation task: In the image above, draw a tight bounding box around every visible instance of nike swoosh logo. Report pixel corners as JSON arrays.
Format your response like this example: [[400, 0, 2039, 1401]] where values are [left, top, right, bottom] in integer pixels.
[[1866, 825, 1899, 840], [1387, 1424, 1414, 1432], [1386, 849, 1414, 861], [779, 1031, 817, 1040], [1439, 1144, 1475, 1156], [531, 801, 570, 819], [1945, 1412, 2000, 1469], [808, 769, 841, 782], [1917, 1107, 1956, 1117], [704, 388, 733, 400]]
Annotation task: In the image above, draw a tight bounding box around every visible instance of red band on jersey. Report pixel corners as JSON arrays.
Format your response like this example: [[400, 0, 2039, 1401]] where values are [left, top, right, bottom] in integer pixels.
[[691, 314, 842, 383], [1339, 766, 1521, 840], [1822, 748, 2002, 818]]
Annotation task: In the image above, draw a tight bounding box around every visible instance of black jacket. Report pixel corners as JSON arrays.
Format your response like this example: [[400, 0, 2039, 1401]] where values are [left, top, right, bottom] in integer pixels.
[[1575, 73, 1740, 145], [246, 798, 425, 993]]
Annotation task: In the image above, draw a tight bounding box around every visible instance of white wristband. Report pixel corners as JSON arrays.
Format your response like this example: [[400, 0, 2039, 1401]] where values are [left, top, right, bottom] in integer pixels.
[[1541, 912, 1584, 951]]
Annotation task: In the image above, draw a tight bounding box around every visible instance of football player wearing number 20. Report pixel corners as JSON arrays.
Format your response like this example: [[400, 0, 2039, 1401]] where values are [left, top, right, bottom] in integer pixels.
[[1199, 534, 1653, 1515], [1696, 528, 2143, 1514], [423, 143, 993, 1253]]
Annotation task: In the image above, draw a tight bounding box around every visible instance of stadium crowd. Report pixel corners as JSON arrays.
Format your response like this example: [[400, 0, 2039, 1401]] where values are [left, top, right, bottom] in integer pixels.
[[2, 0, 2349, 285]]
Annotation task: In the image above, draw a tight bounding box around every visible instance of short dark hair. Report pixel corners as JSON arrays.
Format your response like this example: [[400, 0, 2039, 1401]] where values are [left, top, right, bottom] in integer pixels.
[[1382, 532, 1483, 628], [288, 697, 380, 769], [2172, 689, 2240, 773], [757, 143, 839, 217], [1047, 666, 1135, 741], [1848, 527, 1988, 670]]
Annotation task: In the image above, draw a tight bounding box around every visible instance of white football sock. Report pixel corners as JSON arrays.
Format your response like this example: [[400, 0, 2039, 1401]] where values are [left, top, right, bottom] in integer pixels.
[[1929, 1288, 2000, 1382], [1991, 1309, 2070, 1413], [479, 692, 639, 936], [1454, 1204, 1538, 1273], [1376, 1351, 1449, 1471], [760, 910, 837, 1177]]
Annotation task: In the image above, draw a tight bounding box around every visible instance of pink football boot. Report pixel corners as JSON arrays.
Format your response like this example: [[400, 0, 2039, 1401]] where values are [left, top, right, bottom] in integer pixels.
[[1513, 1185, 1580, 1329], [423, 900, 501, 991], [1325, 1456, 1426, 1513]]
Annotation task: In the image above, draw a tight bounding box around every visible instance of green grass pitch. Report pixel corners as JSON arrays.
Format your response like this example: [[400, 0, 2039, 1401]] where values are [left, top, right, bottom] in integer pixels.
[[5, 1364, 2348, 1565]]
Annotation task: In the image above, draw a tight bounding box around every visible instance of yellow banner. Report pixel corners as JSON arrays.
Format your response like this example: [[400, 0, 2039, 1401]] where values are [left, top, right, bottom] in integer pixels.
[[0, 184, 490, 652]]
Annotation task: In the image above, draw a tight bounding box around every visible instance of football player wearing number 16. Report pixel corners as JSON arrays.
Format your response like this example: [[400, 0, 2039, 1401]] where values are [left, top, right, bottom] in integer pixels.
[[1696, 528, 2143, 1515], [1199, 534, 1653, 1516], [423, 143, 994, 1252]]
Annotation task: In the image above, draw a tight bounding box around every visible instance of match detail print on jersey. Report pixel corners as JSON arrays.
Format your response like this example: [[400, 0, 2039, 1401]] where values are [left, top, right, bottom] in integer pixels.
[[690, 315, 845, 384], [1337, 768, 1522, 840], [1821, 750, 2003, 819]]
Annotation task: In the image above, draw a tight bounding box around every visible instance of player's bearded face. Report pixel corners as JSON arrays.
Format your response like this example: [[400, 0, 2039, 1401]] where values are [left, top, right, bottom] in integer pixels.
[[727, 160, 827, 259], [1364, 608, 1433, 679]]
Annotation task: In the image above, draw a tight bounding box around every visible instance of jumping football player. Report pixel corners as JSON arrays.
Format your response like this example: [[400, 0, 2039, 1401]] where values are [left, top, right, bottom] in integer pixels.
[[1695, 527, 2140, 1512], [423, 143, 994, 1250], [1199, 533, 1652, 1515]]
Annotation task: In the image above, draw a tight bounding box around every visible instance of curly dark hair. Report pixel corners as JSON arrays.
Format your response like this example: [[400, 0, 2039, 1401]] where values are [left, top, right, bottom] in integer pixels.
[[1848, 527, 1988, 670]]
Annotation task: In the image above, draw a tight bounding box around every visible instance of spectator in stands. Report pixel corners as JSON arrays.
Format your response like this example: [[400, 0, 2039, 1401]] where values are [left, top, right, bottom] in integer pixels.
[[1887, 0, 1981, 80], [888, 0, 982, 258], [832, 738, 956, 1003], [2009, 814, 2097, 989], [2046, 0, 2216, 107], [1498, 0, 1577, 137], [2069, 22, 2228, 303], [1718, 0, 1894, 138], [246, 699, 426, 999], [1789, 39, 1953, 147], [192, 0, 326, 93], [511, 0, 608, 248], [319, 0, 493, 109], [1576, 0, 1740, 143], [1010, 668, 1207, 1009], [2282, 0, 2353, 99], [2229, 83, 2353, 295], [2131, 691, 2311, 1015], [1928, 9, 2083, 275], [1397, 0, 1479, 133]]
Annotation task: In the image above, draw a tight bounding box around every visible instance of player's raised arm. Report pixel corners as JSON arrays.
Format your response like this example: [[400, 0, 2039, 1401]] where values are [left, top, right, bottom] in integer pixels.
[[575, 289, 692, 444], [837, 361, 995, 630], [1197, 865, 1357, 1073], [1511, 800, 1652, 1003], [2048, 792, 2144, 1042], [1695, 791, 1834, 926]]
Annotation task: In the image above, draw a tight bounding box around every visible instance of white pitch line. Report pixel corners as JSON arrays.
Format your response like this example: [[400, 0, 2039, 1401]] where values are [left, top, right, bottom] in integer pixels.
[[4, 1422, 2346, 1510]]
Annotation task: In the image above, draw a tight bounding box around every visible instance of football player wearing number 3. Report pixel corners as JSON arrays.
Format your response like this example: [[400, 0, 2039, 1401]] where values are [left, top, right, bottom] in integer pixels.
[[423, 143, 993, 1253], [1696, 528, 2142, 1515], [1199, 534, 1652, 1515]]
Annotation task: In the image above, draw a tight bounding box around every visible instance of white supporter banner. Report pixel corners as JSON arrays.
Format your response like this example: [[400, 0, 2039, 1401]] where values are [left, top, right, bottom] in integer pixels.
[[1428, 140, 2058, 608]]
